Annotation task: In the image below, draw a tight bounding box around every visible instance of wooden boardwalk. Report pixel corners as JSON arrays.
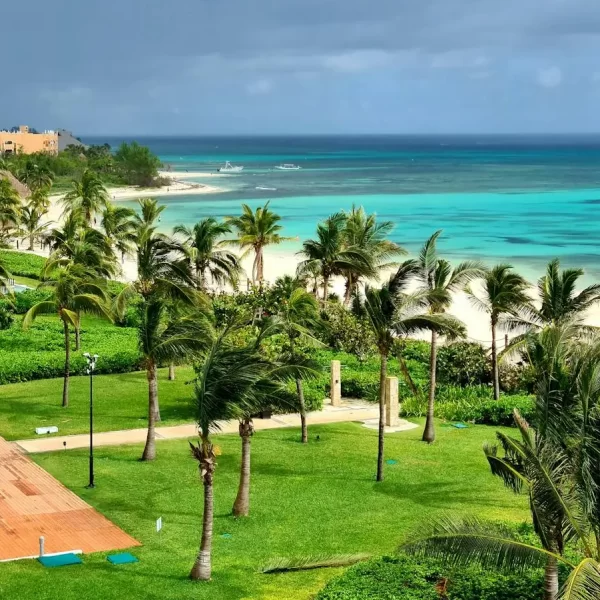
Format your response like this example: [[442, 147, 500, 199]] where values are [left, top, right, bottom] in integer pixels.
[[0, 437, 139, 561]]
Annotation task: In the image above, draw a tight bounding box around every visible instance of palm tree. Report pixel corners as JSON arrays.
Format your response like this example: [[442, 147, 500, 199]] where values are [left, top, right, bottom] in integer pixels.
[[18, 205, 53, 250], [415, 231, 485, 443], [298, 212, 373, 302], [403, 331, 600, 600], [23, 262, 111, 407], [190, 326, 269, 581], [174, 218, 242, 290], [101, 203, 136, 262], [117, 199, 207, 461], [62, 168, 108, 222], [0, 178, 21, 243], [360, 261, 465, 481], [342, 205, 405, 303], [0, 257, 11, 292], [17, 162, 54, 193], [467, 264, 530, 400], [28, 187, 51, 214], [276, 285, 323, 443], [225, 202, 291, 284]]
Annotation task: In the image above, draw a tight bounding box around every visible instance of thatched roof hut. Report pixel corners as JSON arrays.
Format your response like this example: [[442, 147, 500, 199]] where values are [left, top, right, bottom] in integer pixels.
[[0, 170, 30, 199]]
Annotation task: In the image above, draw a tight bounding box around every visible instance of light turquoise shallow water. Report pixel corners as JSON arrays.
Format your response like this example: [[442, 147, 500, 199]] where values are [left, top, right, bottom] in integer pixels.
[[85, 135, 600, 282]]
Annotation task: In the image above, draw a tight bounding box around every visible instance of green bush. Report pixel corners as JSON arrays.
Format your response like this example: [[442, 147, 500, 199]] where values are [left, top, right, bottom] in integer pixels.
[[320, 303, 376, 359], [0, 250, 45, 279], [316, 553, 544, 600], [401, 385, 534, 426], [0, 305, 14, 330], [437, 342, 491, 386], [499, 362, 536, 394], [11, 288, 52, 314]]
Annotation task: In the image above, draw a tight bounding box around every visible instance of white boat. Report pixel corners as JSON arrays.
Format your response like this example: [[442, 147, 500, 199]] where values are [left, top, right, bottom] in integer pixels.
[[218, 161, 244, 173], [275, 163, 301, 170]]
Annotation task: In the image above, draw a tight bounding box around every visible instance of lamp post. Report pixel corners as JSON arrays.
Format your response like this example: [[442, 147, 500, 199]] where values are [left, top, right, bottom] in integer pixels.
[[84, 353, 98, 489]]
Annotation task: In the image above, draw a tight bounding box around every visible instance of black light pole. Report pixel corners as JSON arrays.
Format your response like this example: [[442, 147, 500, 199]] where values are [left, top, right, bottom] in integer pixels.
[[84, 353, 98, 489]]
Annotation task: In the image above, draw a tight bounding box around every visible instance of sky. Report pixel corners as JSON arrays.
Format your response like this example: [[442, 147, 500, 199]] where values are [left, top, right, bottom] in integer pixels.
[[5, 0, 600, 135]]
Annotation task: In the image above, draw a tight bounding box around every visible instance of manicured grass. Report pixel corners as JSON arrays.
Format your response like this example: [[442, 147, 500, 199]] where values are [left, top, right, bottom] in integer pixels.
[[0, 422, 528, 600], [0, 366, 196, 440]]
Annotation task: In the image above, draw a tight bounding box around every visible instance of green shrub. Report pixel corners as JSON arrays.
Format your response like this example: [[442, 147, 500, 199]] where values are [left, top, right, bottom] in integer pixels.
[[320, 304, 376, 359], [437, 342, 491, 386], [11, 288, 52, 314], [499, 362, 536, 394], [316, 553, 544, 600], [401, 385, 534, 426], [0, 250, 45, 279], [0, 305, 14, 330]]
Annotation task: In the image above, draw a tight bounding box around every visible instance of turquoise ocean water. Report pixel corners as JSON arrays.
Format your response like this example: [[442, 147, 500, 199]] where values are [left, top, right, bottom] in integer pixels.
[[85, 135, 600, 281]]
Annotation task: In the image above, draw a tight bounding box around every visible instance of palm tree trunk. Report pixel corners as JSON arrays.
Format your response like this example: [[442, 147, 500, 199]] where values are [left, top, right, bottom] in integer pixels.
[[168, 363, 175, 381], [422, 330, 438, 443], [257, 247, 264, 283], [543, 556, 558, 600], [141, 361, 158, 461], [491, 317, 500, 400], [75, 323, 81, 351], [296, 378, 308, 443], [323, 275, 329, 302], [190, 466, 214, 580], [344, 273, 352, 305], [28, 234, 34, 251], [232, 419, 253, 517], [376, 353, 388, 482], [62, 320, 70, 408]]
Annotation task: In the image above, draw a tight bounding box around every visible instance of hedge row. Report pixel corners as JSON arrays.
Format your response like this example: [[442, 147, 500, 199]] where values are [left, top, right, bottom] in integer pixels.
[[0, 250, 45, 280], [316, 554, 545, 600]]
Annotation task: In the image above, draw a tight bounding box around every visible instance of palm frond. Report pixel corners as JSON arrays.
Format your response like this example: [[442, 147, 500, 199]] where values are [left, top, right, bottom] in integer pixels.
[[260, 553, 371, 574], [560, 558, 600, 600]]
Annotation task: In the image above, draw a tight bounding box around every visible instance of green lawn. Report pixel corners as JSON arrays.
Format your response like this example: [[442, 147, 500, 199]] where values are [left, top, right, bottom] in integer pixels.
[[0, 422, 528, 600], [0, 366, 196, 440]]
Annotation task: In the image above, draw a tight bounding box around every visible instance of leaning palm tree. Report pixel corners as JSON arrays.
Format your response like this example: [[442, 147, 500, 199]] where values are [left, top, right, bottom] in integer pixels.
[[116, 199, 207, 460], [342, 205, 405, 303], [23, 262, 112, 407], [62, 168, 108, 222], [174, 218, 242, 290], [415, 231, 485, 443], [360, 260, 465, 481], [467, 264, 530, 400], [190, 325, 269, 581], [225, 202, 291, 284], [276, 285, 323, 443], [18, 205, 53, 250], [298, 212, 373, 302], [101, 203, 136, 262]]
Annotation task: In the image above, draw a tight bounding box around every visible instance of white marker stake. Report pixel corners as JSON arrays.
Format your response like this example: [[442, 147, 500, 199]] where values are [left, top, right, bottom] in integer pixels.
[[156, 517, 163, 546], [39, 536, 45, 557]]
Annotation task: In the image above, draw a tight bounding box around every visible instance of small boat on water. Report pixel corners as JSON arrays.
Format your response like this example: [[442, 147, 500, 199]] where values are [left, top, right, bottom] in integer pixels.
[[256, 186, 277, 191], [275, 164, 301, 171], [218, 161, 244, 173]]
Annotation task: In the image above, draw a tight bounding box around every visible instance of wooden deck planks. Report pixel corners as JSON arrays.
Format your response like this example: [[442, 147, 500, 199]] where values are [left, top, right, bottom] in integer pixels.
[[0, 437, 140, 561]]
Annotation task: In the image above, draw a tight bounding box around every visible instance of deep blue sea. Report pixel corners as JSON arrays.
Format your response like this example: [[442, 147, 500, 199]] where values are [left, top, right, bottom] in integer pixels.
[[84, 135, 600, 282]]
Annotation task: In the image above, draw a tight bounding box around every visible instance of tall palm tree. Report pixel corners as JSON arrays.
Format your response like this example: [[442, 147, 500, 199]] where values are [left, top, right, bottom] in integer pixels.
[[276, 285, 323, 443], [174, 218, 242, 290], [62, 168, 108, 222], [28, 187, 51, 214], [415, 231, 485, 443], [342, 205, 405, 303], [101, 203, 136, 262], [23, 262, 111, 407], [18, 205, 53, 250], [298, 212, 373, 302], [190, 326, 268, 581], [225, 202, 291, 284], [117, 198, 207, 461], [467, 264, 530, 400], [360, 261, 465, 481], [0, 178, 21, 243]]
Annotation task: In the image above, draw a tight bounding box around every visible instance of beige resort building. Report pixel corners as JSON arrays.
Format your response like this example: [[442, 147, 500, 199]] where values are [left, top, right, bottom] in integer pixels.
[[0, 125, 84, 155]]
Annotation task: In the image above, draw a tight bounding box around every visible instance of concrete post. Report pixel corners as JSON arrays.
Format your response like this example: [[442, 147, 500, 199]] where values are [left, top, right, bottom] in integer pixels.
[[385, 376, 400, 427], [330, 360, 341, 406]]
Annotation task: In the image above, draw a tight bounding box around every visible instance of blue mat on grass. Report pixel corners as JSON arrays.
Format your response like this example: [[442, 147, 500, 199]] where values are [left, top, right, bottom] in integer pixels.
[[453, 423, 468, 429], [38, 553, 82, 567], [107, 553, 138, 565]]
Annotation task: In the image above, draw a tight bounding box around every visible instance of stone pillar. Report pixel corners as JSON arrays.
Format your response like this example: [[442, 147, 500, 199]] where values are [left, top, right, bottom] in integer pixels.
[[330, 360, 341, 406], [385, 376, 400, 427]]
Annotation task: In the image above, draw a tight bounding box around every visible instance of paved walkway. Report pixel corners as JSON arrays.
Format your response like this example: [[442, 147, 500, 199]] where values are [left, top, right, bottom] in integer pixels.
[[13, 401, 416, 454], [0, 437, 140, 561]]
